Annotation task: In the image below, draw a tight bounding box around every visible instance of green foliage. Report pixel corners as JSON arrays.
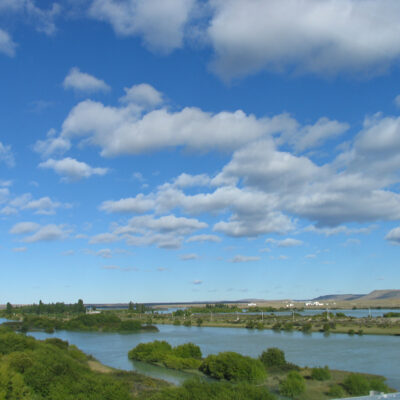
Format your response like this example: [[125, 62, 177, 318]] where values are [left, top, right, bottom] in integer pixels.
[[301, 323, 312, 333], [128, 341, 202, 371], [144, 378, 276, 400], [196, 318, 203, 327], [199, 352, 266, 383], [174, 343, 202, 359], [347, 329, 355, 335], [369, 377, 389, 393], [383, 312, 400, 318], [188, 304, 241, 314], [129, 341, 172, 363], [173, 319, 181, 326], [279, 370, 306, 398], [311, 366, 331, 381], [343, 374, 371, 396], [183, 320, 192, 327], [327, 384, 345, 397], [260, 348, 286, 369], [0, 330, 131, 400]]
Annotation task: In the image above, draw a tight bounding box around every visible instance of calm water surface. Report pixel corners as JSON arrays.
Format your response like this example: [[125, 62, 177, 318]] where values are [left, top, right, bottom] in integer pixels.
[[29, 324, 400, 389]]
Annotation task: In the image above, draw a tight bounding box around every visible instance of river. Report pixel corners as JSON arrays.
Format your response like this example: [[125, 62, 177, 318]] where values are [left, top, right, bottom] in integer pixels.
[[25, 323, 400, 389]]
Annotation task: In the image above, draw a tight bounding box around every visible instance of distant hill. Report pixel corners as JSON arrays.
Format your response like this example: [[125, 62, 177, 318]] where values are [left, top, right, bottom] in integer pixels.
[[312, 290, 400, 302]]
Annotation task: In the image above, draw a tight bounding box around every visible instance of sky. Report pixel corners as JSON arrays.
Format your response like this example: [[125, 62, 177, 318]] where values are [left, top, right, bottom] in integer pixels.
[[1, 0, 400, 304]]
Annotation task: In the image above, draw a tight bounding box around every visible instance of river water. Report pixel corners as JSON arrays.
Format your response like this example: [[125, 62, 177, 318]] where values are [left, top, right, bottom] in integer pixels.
[[26, 324, 400, 389]]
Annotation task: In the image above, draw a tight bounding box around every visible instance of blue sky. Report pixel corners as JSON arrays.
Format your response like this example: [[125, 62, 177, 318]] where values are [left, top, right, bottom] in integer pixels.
[[1, 0, 400, 303]]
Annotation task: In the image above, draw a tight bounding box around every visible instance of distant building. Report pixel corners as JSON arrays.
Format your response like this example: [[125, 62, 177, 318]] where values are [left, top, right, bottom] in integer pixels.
[[86, 307, 101, 315], [305, 301, 324, 307], [247, 303, 257, 307]]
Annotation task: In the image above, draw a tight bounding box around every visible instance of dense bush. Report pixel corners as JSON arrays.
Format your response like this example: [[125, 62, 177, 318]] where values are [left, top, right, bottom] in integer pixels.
[[327, 384, 345, 397], [144, 379, 276, 400], [200, 352, 266, 383], [343, 374, 371, 396], [260, 348, 286, 369], [311, 366, 331, 381], [0, 330, 131, 400], [128, 341, 202, 371], [129, 341, 172, 363], [279, 371, 306, 398]]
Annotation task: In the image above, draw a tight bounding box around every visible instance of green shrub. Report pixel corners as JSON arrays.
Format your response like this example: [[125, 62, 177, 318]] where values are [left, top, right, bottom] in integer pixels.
[[128, 340, 172, 362], [173, 319, 181, 326], [369, 377, 389, 393], [183, 320, 192, 327], [301, 323, 312, 333], [174, 343, 202, 359], [260, 348, 286, 369], [327, 384, 345, 397], [347, 329, 355, 335], [343, 374, 370, 396], [145, 379, 276, 400], [200, 352, 266, 383], [311, 366, 331, 381], [196, 318, 203, 327], [279, 371, 306, 398]]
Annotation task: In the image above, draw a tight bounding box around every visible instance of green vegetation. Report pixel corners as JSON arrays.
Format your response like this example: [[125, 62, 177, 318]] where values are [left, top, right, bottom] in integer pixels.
[[311, 366, 331, 381], [383, 312, 400, 318], [279, 371, 306, 398], [199, 352, 266, 383], [1, 300, 86, 316], [140, 379, 276, 400], [0, 328, 132, 399], [259, 347, 300, 372], [4, 313, 158, 334], [187, 304, 242, 314], [343, 373, 389, 396], [128, 341, 202, 370]]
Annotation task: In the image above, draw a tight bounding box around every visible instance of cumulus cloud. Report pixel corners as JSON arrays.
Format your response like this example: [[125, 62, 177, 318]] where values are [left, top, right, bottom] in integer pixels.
[[96, 248, 113, 258], [89, 0, 195, 54], [33, 129, 71, 158], [0, 0, 61, 36], [12, 247, 27, 252], [63, 67, 110, 93], [172, 173, 211, 188], [180, 253, 199, 260], [106, 214, 208, 249], [186, 234, 221, 243], [385, 227, 400, 245], [23, 196, 63, 215], [0, 29, 16, 57], [207, 0, 400, 79], [39, 157, 108, 181], [89, 233, 120, 244], [266, 238, 303, 247], [22, 224, 69, 243], [119, 83, 163, 109], [230, 255, 260, 263], [100, 194, 155, 213], [0, 141, 15, 167], [10, 222, 40, 234]]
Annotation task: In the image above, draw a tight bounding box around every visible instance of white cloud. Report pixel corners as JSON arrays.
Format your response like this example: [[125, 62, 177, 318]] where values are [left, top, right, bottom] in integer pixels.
[[186, 234, 221, 243], [22, 224, 68, 243], [10, 222, 40, 234], [107, 214, 208, 249], [172, 173, 211, 188], [33, 129, 71, 158], [89, 0, 196, 54], [207, 0, 400, 79], [342, 238, 361, 246], [394, 95, 400, 108], [23, 196, 63, 215], [96, 248, 113, 258], [119, 83, 163, 109], [0, 141, 15, 167], [89, 233, 120, 244], [180, 253, 199, 260], [59, 99, 299, 156], [39, 157, 108, 181], [230, 255, 260, 263], [63, 67, 110, 93], [266, 238, 303, 247], [192, 279, 202, 285], [0, 29, 16, 57], [385, 227, 400, 245], [12, 247, 27, 253], [100, 194, 155, 213], [0, 0, 61, 35]]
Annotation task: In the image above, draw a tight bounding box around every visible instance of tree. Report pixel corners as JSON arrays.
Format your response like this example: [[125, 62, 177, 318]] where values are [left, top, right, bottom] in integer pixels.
[[260, 348, 286, 369], [6, 302, 13, 316], [128, 301, 134, 312], [77, 299, 85, 313]]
